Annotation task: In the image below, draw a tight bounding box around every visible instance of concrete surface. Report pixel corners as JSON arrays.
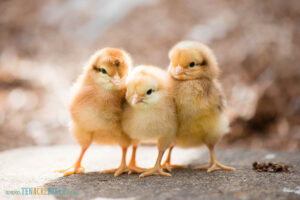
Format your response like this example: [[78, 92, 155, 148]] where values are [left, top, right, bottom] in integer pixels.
[[0, 145, 299, 200]]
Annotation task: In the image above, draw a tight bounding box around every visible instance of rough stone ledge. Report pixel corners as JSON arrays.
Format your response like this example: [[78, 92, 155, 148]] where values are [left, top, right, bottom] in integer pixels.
[[0, 145, 299, 200]]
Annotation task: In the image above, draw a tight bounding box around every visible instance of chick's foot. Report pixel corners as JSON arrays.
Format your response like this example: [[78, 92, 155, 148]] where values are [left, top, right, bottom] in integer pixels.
[[126, 145, 146, 174], [207, 161, 235, 173], [128, 164, 145, 174], [194, 161, 234, 173], [54, 146, 88, 176], [140, 149, 172, 177], [54, 165, 85, 176], [161, 162, 185, 172], [139, 166, 171, 178], [102, 146, 130, 177], [161, 146, 185, 172], [102, 165, 129, 177], [194, 146, 235, 173]]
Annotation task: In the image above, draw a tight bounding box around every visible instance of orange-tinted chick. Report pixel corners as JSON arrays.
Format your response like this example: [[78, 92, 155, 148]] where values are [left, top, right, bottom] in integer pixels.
[[56, 47, 132, 176], [163, 41, 235, 173]]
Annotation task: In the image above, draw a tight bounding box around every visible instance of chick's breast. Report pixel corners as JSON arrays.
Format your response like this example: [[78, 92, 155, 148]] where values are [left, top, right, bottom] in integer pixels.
[[70, 87, 130, 146], [122, 100, 177, 143], [173, 79, 229, 148]]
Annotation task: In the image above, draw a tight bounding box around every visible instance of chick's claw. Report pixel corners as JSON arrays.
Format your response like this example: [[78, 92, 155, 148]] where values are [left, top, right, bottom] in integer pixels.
[[140, 167, 171, 178]]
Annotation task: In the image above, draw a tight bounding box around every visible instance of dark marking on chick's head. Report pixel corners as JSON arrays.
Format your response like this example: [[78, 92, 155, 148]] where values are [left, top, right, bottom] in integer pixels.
[[115, 60, 120, 67]]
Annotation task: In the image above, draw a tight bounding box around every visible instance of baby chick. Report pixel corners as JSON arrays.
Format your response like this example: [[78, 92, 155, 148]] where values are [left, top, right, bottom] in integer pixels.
[[163, 41, 235, 173], [122, 65, 177, 177], [56, 47, 132, 176]]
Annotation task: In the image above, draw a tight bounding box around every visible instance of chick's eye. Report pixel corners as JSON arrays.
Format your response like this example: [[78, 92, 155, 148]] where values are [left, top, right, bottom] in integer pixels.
[[101, 68, 107, 74], [146, 89, 153, 95], [189, 62, 195, 68]]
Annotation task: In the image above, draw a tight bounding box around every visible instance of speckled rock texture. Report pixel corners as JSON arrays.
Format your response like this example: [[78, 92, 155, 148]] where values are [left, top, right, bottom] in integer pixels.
[[0, 145, 299, 200]]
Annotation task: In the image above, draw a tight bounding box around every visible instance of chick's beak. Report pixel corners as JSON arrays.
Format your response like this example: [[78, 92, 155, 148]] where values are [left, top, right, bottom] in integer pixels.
[[175, 65, 184, 75], [111, 73, 121, 85], [131, 93, 143, 105]]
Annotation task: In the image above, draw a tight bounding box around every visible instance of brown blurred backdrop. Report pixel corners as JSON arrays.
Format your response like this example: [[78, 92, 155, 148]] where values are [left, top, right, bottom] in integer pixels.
[[0, 0, 299, 151]]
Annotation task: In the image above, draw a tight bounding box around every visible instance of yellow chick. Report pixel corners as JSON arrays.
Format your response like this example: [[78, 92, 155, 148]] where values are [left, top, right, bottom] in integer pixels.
[[122, 65, 177, 177], [56, 47, 132, 176], [163, 41, 235, 173]]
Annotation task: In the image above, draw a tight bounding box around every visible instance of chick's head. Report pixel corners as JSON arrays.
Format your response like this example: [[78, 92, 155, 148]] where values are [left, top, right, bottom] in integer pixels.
[[126, 65, 169, 109], [168, 41, 219, 80], [87, 47, 132, 90]]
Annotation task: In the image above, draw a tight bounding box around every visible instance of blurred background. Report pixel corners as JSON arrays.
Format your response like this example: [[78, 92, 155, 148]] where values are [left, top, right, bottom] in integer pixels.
[[0, 0, 299, 152]]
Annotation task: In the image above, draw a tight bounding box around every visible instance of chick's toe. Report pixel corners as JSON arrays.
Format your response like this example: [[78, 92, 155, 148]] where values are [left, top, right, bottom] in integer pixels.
[[54, 165, 85, 176], [139, 167, 171, 178], [102, 165, 129, 177], [207, 162, 235, 173], [161, 146, 186, 172]]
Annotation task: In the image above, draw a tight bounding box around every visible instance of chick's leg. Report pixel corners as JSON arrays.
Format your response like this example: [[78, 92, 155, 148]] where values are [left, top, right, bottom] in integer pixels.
[[161, 146, 185, 172], [140, 149, 171, 178], [102, 146, 129, 177], [128, 145, 146, 174], [194, 145, 235, 173], [55, 146, 88, 176]]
